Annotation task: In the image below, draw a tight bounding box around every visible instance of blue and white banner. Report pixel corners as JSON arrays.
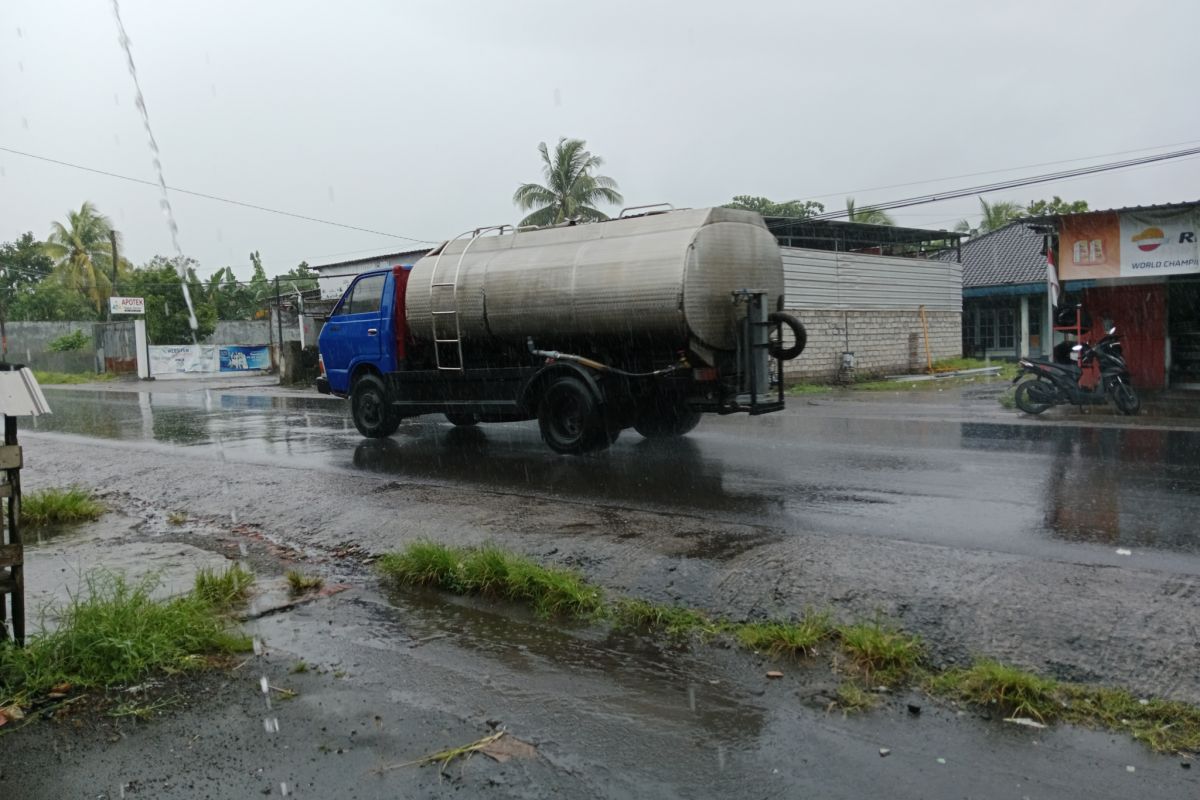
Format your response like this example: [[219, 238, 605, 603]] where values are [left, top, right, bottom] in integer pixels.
[[219, 345, 271, 372]]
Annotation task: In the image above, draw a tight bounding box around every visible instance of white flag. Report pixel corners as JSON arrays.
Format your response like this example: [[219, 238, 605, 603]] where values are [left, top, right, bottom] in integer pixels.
[[1046, 245, 1060, 308]]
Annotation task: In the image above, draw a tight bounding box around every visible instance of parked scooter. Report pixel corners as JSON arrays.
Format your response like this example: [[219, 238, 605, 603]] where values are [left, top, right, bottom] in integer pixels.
[[1013, 326, 1141, 415]]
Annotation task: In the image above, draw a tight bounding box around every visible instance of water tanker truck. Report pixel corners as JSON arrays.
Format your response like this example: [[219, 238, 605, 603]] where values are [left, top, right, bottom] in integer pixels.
[[316, 206, 806, 454]]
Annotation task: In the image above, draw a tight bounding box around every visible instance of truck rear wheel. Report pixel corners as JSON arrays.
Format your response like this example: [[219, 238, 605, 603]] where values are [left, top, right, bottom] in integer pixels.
[[537, 376, 610, 455], [351, 374, 400, 438], [634, 404, 701, 438]]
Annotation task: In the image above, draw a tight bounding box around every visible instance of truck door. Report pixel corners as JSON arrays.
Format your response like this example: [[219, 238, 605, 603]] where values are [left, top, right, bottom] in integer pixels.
[[320, 271, 388, 392]]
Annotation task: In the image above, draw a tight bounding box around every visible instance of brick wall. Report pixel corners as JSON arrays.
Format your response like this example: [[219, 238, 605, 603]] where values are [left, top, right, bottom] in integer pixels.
[[784, 308, 962, 381]]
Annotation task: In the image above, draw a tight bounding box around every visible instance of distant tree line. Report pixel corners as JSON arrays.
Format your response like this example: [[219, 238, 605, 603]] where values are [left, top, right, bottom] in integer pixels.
[[0, 202, 316, 346]]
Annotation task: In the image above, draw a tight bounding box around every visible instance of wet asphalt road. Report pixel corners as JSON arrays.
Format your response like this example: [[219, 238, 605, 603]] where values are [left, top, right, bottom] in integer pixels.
[[28, 385, 1200, 571], [10, 383, 1200, 798]]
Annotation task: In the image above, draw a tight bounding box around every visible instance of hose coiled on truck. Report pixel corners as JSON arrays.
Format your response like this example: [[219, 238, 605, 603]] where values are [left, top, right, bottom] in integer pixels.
[[526, 339, 678, 378]]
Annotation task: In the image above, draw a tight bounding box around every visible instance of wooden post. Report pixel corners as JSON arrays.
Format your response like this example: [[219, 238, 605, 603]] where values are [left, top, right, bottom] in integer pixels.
[[0, 414, 23, 646]]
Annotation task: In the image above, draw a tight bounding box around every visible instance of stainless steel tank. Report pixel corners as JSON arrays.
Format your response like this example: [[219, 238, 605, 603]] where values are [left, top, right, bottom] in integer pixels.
[[405, 207, 783, 353]]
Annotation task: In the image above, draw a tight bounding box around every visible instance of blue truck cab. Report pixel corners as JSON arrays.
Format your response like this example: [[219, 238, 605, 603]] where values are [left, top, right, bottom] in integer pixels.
[[317, 266, 411, 397]]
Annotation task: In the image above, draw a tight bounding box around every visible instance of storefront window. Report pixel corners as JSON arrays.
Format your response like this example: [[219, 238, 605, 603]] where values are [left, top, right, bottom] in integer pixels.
[[966, 306, 1018, 352]]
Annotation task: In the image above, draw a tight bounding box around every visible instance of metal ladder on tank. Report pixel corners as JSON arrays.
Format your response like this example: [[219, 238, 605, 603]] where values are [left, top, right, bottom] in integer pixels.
[[428, 225, 513, 371]]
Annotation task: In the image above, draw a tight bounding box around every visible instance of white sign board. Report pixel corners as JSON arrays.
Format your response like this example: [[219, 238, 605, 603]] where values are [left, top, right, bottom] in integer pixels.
[[109, 296, 146, 315], [148, 344, 272, 376]]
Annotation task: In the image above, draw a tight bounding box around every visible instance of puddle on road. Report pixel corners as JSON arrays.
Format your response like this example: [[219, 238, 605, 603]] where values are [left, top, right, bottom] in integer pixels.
[[19, 511, 234, 630], [23, 520, 93, 547], [33, 387, 1200, 556], [263, 584, 773, 752]]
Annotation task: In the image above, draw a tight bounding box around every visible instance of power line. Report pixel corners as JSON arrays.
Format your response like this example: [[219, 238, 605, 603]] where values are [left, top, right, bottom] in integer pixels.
[[797, 137, 1200, 203], [804, 146, 1200, 221], [0, 262, 313, 290], [0, 144, 438, 245]]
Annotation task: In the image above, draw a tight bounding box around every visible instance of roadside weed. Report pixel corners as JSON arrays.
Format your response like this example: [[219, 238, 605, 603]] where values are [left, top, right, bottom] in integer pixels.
[[376, 542, 460, 589], [1061, 685, 1200, 754], [837, 620, 923, 683], [167, 511, 188, 525], [457, 546, 513, 595], [501, 557, 603, 618], [285, 570, 324, 596], [736, 612, 832, 657], [835, 681, 877, 712], [193, 564, 255, 611], [612, 598, 723, 638], [21, 487, 105, 526], [31, 371, 115, 385], [377, 542, 603, 619], [0, 572, 251, 700], [929, 659, 1059, 721]]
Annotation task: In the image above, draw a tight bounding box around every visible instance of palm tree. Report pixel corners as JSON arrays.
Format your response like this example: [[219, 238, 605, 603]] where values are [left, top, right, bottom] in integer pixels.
[[953, 198, 1027, 238], [845, 197, 894, 226], [513, 138, 624, 227], [42, 201, 117, 313], [977, 198, 1025, 233]]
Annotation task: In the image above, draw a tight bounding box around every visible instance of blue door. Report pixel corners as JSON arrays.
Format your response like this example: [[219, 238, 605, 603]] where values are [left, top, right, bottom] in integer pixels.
[[319, 272, 388, 393]]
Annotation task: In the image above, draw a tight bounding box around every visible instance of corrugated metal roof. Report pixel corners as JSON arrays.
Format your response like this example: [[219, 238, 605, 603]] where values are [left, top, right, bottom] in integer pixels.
[[1022, 199, 1200, 226], [934, 222, 1045, 288], [764, 217, 961, 251], [311, 248, 431, 272]]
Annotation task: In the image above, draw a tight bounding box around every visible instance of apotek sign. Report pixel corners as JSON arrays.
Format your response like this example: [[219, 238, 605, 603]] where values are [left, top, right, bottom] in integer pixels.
[[108, 296, 146, 315]]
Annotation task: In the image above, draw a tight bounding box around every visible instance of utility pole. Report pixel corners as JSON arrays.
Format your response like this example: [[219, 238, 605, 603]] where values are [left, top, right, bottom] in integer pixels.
[[275, 276, 283, 372], [108, 230, 119, 323]]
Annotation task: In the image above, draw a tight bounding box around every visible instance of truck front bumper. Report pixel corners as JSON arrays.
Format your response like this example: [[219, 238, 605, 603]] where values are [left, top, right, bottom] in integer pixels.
[[316, 376, 331, 395]]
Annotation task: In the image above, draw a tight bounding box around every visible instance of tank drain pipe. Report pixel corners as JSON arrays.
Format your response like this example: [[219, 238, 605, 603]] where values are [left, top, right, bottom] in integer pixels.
[[527, 338, 678, 378]]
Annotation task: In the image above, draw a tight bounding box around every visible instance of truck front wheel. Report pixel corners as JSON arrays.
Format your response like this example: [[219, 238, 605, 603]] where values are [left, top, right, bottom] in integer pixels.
[[634, 403, 701, 439], [351, 374, 400, 438], [537, 376, 610, 455]]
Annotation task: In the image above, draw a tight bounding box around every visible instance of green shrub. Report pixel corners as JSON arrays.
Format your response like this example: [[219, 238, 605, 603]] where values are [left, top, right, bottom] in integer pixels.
[[47, 330, 91, 352]]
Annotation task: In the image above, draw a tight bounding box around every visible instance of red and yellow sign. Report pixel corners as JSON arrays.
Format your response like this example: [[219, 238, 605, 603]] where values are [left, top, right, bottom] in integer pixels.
[[1059, 208, 1199, 280]]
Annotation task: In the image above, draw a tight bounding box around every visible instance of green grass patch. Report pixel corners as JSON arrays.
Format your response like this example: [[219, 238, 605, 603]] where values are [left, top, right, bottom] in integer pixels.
[[32, 371, 115, 385], [787, 382, 834, 395], [22, 487, 105, 526], [735, 612, 832, 658], [612, 598, 723, 638], [193, 564, 255, 611], [0, 572, 252, 703], [285, 569, 324, 596], [838, 620, 923, 683], [835, 681, 877, 712], [377, 542, 604, 619], [376, 542, 460, 589], [1061, 685, 1200, 754], [929, 659, 1200, 753], [929, 659, 1060, 721]]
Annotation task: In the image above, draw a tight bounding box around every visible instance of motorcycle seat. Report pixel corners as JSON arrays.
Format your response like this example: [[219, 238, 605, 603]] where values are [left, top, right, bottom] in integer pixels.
[[1031, 358, 1081, 377]]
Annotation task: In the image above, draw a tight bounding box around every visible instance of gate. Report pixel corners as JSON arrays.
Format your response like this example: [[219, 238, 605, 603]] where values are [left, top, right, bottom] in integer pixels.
[[96, 321, 138, 374]]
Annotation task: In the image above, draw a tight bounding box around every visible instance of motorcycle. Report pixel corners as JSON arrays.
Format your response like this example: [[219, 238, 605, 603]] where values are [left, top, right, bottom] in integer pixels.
[[1013, 326, 1141, 416]]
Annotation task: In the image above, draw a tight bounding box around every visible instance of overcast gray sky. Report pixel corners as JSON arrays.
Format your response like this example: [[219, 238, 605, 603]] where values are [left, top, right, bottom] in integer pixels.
[[3, 0, 1199, 280]]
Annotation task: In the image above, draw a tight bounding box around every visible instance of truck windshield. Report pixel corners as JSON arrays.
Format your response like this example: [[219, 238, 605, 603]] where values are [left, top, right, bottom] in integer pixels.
[[336, 273, 385, 316]]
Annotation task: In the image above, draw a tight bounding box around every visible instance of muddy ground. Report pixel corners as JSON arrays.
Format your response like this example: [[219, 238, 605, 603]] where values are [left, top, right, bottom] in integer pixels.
[[2, 381, 1198, 797]]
